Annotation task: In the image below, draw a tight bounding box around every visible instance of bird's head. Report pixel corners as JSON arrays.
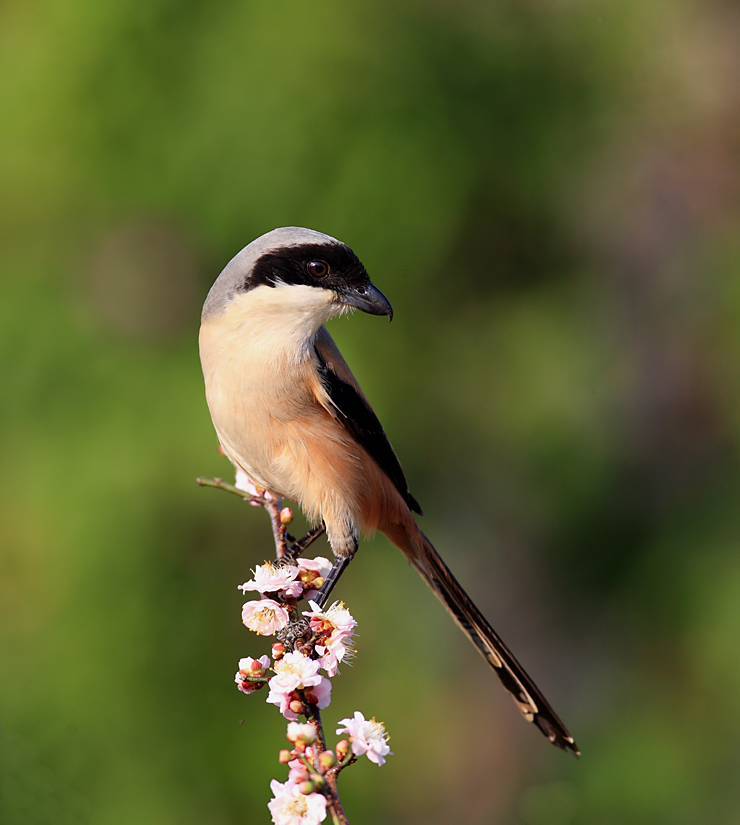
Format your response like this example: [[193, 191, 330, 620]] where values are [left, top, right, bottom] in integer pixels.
[[202, 227, 393, 326]]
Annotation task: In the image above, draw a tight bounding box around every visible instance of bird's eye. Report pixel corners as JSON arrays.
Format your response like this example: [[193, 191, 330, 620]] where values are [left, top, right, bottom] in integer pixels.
[[307, 260, 329, 278]]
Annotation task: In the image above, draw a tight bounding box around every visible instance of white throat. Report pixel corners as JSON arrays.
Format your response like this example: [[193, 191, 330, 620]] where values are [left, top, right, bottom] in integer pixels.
[[220, 283, 345, 364]]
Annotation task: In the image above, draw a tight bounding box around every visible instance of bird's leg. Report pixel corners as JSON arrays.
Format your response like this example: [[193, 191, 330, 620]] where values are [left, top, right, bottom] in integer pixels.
[[313, 555, 353, 609], [276, 525, 340, 652], [279, 523, 327, 565]]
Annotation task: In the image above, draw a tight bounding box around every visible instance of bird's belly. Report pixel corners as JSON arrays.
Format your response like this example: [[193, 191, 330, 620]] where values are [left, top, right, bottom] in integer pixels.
[[206, 369, 302, 496], [199, 319, 383, 534], [202, 355, 336, 510]]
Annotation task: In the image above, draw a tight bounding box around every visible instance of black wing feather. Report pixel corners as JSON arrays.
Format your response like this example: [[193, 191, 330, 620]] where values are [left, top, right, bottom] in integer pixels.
[[315, 347, 422, 515]]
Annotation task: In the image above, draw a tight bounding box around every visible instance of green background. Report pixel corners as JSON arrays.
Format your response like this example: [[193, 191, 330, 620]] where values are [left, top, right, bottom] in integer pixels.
[[3, 1, 740, 823]]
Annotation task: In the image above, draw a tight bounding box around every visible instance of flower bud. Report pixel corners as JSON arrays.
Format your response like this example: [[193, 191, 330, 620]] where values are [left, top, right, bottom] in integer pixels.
[[272, 642, 285, 659], [289, 765, 309, 784], [312, 577, 324, 590], [299, 781, 316, 795], [279, 507, 294, 525], [249, 659, 264, 674], [278, 750, 292, 764], [318, 750, 336, 771], [289, 699, 304, 715], [286, 723, 316, 746], [336, 739, 350, 759], [309, 773, 325, 788]]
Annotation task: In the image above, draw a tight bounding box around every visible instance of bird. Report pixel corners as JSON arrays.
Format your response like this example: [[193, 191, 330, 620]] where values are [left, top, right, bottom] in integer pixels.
[[199, 226, 579, 754]]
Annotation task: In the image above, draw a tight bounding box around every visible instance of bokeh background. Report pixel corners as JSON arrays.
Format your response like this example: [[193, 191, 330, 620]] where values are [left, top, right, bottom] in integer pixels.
[[2, 1, 740, 823]]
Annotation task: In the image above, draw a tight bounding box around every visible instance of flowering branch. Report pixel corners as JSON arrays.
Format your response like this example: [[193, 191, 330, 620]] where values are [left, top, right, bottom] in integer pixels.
[[202, 470, 391, 825]]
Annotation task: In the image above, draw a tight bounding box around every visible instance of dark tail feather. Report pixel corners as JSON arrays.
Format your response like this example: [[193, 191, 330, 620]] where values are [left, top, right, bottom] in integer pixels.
[[398, 526, 579, 755]]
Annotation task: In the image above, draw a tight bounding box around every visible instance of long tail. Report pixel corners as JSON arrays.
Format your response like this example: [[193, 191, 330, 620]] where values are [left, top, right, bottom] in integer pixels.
[[386, 522, 579, 755]]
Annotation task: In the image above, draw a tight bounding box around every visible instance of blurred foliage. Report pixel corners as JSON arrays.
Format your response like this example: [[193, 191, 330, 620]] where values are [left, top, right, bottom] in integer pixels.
[[2, 0, 740, 823]]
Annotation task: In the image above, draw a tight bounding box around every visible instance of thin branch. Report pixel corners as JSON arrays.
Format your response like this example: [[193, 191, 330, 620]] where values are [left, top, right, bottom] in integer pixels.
[[196, 476, 258, 500], [262, 492, 287, 557]]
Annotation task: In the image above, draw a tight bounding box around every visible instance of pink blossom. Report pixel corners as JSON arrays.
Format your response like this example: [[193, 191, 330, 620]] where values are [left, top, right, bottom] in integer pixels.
[[234, 655, 271, 694], [234, 469, 264, 506], [269, 691, 301, 721], [297, 557, 332, 578], [296, 557, 332, 600], [301, 678, 331, 710], [242, 599, 290, 635], [237, 654, 271, 672], [286, 722, 316, 745], [287, 756, 310, 785], [304, 601, 356, 676], [267, 779, 327, 825], [239, 563, 304, 599], [268, 651, 324, 692], [336, 711, 392, 766], [267, 651, 332, 720]]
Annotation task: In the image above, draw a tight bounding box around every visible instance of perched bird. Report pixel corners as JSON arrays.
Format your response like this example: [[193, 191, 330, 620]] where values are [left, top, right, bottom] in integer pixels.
[[199, 226, 578, 754]]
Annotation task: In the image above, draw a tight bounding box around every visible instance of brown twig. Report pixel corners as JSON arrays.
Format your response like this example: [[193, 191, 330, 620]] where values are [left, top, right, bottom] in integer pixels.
[[196, 476, 257, 499], [262, 492, 287, 557]]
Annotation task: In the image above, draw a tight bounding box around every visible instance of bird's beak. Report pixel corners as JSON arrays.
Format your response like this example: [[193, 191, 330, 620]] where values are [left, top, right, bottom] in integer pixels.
[[337, 282, 394, 321]]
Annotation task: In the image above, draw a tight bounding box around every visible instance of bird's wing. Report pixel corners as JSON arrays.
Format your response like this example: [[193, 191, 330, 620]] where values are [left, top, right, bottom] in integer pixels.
[[314, 327, 422, 514]]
